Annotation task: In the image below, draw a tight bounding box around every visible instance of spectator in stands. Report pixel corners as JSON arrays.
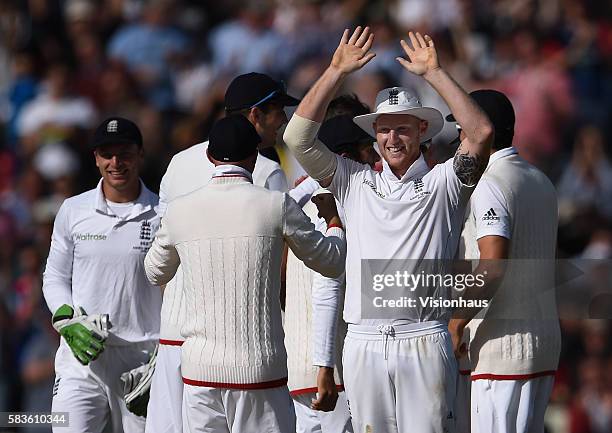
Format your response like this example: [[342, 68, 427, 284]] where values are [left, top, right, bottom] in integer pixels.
[[108, 0, 188, 110], [557, 125, 612, 222]]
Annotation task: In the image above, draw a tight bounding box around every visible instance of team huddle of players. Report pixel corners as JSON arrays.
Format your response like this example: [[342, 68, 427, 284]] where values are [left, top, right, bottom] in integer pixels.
[[42, 27, 560, 433]]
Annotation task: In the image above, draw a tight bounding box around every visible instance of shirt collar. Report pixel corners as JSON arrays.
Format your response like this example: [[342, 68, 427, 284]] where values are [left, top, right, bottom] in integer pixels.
[[94, 179, 156, 219], [488, 146, 518, 167], [210, 165, 253, 184], [381, 153, 430, 183]]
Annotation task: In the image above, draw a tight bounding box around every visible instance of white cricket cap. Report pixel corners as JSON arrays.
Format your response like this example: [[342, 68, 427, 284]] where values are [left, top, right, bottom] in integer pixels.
[[353, 87, 444, 143]]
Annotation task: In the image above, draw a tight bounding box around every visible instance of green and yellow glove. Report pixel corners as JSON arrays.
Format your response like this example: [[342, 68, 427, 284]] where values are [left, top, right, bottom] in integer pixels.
[[52, 304, 111, 365]]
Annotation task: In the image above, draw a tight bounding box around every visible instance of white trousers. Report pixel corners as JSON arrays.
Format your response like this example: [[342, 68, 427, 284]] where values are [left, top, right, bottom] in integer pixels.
[[293, 391, 353, 433], [342, 322, 457, 433], [471, 376, 554, 433], [182, 383, 296, 433], [145, 343, 183, 433], [52, 339, 155, 433]]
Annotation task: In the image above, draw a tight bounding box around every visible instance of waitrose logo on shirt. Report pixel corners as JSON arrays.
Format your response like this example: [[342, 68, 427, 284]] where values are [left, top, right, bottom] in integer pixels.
[[74, 233, 107, 241]]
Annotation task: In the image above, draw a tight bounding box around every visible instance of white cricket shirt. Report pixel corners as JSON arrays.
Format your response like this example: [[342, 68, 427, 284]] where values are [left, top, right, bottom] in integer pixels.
[[159, 141, 288, 214], [329, 151, 473, 325], [463, 147, 515, 253], [459, 146, 561, 377], [42, 179, 162, 344]]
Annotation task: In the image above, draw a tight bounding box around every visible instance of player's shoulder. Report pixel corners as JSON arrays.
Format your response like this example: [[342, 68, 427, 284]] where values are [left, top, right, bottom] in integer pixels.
[[56, 188, 97, 222], [168, 141, 208, 169], [62, 187, 97, 209], [254, 153, 281, 175], [140, 183, 160, 208], [334, 154, 371, 182]]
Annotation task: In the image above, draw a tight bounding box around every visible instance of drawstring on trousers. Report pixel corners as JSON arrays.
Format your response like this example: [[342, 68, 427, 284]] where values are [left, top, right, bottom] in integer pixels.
[[377, 324, 395, 360]]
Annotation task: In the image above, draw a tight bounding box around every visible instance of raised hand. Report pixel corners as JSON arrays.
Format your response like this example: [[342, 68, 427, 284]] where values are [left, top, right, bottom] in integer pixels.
[[396, 32, 440, 76], [331, 26, 376, 75]]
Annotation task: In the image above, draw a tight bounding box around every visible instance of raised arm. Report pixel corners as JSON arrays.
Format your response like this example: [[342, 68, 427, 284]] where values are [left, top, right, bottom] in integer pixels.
[[296, 27, 375, 122], [284, 27, 375, 187], [397, 32, 493, 186]]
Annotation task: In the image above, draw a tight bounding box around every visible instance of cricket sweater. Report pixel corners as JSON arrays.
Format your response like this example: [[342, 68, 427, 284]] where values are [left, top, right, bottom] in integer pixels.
[[157, 141, 289, 344], [145, 166, 345, 387]]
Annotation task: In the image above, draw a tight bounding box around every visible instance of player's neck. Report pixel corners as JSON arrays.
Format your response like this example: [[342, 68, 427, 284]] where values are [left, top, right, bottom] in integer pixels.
[[102, 180, 141, 203]]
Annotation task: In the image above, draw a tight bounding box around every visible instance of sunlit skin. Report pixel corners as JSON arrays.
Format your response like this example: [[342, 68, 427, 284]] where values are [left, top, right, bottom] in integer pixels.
[[249, 102, 288, 149], [94, 142, 143, 203], [374, 114, 428, 178]]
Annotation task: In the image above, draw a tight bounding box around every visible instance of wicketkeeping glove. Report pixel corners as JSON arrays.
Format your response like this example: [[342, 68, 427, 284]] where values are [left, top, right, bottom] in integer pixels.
[[121, 345, 158, 417], [52, 304, 110, 365]]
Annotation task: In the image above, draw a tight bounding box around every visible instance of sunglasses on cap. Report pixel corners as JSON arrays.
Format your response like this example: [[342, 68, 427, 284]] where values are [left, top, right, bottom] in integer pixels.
[[249, 81, 288, 109]]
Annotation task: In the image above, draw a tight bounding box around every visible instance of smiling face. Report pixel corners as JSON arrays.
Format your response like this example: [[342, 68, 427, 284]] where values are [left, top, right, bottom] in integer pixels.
[[94, 142, 143, 201], [374, 114, 428, 177]]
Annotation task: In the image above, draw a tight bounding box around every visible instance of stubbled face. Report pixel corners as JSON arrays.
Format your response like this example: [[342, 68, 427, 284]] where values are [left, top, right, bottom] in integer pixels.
[[94, 143, 143, 192], [253, 102, 288, 149], [374, 114, 427, 176]]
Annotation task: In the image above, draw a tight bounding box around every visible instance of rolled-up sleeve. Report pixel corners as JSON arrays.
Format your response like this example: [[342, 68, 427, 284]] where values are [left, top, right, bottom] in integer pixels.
[[282, 195, 345, 278]]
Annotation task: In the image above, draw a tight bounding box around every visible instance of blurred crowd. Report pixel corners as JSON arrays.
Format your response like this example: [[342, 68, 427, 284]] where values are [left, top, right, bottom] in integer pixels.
[[0, 0, 611, 432]]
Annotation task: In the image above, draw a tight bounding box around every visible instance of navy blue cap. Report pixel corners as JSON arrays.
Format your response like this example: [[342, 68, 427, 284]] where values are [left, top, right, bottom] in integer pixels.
[[318, 115, 374, 154], [92, 117, 143, 149], [208, 115, 261, 162], [225, 72, 300, 112], [446, 89, 515, 147]]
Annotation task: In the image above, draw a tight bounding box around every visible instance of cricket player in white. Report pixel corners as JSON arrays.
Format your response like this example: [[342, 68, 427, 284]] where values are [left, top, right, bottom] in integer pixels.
[[43, 117, 161, 433], [144, 72, 296, 433], [144, 115, 346, 432], [449, 90, 561, 433], [284, 27, 494, 432], [286, 190, 351, 433], [286, 113, 380, 433]]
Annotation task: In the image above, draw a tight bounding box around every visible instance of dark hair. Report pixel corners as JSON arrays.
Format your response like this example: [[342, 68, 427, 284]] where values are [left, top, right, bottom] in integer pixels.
[[326, 94, 370, 120], [492, 131, 514, 150]]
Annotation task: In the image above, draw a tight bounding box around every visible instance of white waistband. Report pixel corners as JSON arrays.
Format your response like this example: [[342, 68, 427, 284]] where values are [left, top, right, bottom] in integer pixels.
[[347, 321, 447, 340]]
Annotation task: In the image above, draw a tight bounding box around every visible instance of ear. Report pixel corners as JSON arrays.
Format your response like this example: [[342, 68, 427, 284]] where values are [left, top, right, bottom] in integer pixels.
[[93, 150, 100, 168], [206, 150, 215, 165], [248, 107, 260, 124]]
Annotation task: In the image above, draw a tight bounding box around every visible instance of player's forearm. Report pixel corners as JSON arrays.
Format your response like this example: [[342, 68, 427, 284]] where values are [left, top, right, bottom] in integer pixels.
[[144, 242, 180, 287], [425, 68, 493, 149], [424, 68, 493, 185], [451, 259, 506, 323], [296, 66, 347, 123]]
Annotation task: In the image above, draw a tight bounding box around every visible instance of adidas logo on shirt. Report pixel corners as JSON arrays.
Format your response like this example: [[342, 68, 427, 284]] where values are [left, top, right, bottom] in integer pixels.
[[482, 208, 500, 222]]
